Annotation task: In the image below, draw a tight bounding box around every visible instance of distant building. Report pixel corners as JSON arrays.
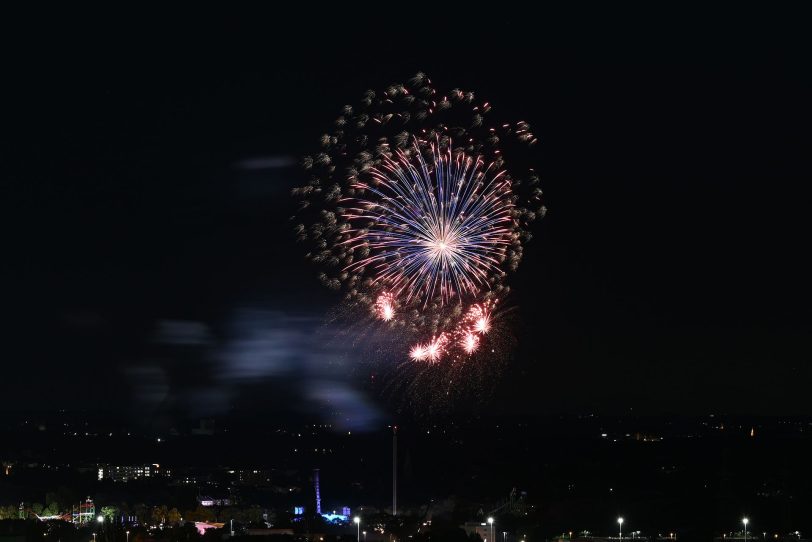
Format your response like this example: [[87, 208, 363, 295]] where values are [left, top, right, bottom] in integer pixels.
[[198, 496, 232, 507], [97, 464, 171, 482]]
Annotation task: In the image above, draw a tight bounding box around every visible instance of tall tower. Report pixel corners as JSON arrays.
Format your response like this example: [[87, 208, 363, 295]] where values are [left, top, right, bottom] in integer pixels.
[[313, 468, 322, 515], [392, 426, 397, 516]]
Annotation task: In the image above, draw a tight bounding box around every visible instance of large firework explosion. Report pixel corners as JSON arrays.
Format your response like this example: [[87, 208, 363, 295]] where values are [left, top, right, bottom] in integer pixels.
[[293, 73, 544, 366]]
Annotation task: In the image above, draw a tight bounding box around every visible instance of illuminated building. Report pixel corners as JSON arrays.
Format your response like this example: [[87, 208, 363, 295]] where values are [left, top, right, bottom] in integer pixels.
[[97, 464, 171, 482], [198, 496, 232, 507]]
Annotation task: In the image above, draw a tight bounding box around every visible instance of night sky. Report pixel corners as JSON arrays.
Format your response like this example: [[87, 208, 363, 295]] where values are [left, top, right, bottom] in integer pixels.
[[4, 8, 810, 424]]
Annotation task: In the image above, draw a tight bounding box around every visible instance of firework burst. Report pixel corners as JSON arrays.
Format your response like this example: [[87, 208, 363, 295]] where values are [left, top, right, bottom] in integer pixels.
[[293, 73, 544, 365], [343, 141, 514, 308]]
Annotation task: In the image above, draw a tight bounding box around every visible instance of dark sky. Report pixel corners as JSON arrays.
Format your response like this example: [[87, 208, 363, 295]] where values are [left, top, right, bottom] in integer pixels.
[[3, 7, 810, 423]]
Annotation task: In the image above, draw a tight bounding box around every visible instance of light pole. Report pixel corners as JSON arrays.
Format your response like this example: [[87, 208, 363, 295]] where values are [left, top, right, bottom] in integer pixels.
[[488, 517, 494, 542], [618, 518, 624, 541], [742, 518, 749, 542], [363, 531, 367, 542], [354, 516, 361, 542], [126, 531, 130, 542]]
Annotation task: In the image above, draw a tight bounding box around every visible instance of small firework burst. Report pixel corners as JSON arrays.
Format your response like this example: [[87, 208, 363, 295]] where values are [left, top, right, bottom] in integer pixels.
[[374, 292, 395, 321], [461, 332, 480, 354], [467, 303, 493, 335], [409, 333, 449, 363], [409, 300, 497, 362]]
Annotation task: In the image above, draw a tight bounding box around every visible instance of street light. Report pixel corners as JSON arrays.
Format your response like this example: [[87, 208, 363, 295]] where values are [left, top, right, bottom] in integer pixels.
[[618, 518, 624, 541], [363, 531, 367, 542], [126, 531, 130, 542], [354, 517, 361, 542], [97, 516, 104, 524], [488, 517, 495, 542], [742, 518, 749, 542]]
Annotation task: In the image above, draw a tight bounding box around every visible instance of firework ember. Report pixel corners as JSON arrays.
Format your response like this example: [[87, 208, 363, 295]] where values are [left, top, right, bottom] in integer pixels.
[[293, 73, 544, 361]]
